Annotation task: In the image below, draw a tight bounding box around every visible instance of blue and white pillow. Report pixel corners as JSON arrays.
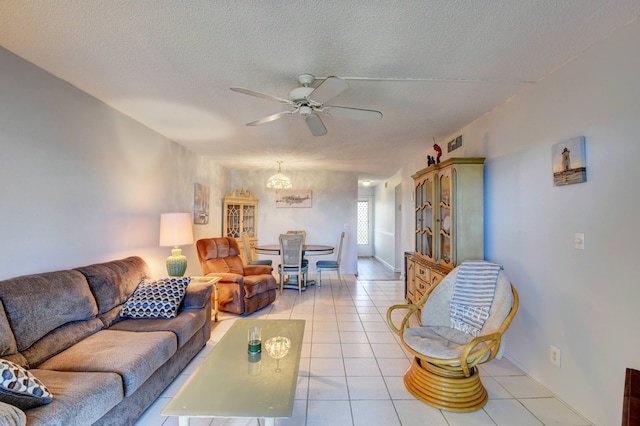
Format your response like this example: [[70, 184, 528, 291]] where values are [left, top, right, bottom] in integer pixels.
[[120, 277, 191, 319], [0, 359, 52, 410]]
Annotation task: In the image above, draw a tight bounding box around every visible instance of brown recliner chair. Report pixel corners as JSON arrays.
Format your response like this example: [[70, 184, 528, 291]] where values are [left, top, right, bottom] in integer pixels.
[[196, 237, 278, 315]]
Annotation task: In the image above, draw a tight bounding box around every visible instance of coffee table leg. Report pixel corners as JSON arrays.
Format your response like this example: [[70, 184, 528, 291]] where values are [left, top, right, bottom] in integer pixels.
[[178, 416, 189, 426]]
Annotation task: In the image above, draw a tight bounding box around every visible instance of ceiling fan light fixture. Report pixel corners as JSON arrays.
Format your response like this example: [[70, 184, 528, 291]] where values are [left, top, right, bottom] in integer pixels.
[[266, 161, 292, 189], [299, 106, 312, 116]]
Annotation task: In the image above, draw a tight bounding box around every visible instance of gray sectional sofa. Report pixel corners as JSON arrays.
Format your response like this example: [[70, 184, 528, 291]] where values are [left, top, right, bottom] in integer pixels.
[[0, 256, 213, 426]]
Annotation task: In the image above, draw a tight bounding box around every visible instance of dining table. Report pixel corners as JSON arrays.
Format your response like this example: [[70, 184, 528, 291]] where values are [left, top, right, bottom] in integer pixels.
[[254, 244, 334, 289]]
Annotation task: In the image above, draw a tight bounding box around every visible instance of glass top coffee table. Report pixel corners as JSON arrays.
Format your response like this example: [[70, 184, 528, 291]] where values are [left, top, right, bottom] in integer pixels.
[[162, 319, 305, 426]]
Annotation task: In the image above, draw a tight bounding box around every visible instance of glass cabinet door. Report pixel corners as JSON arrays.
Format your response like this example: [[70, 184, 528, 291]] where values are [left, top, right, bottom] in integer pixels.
[[242, 205, 256, 237], [414, 181, 423, 254], [438, 167, 453, 268], [414, 173, 436, 262], [226, 204, 241, 238], [420, 173, 435, 261]]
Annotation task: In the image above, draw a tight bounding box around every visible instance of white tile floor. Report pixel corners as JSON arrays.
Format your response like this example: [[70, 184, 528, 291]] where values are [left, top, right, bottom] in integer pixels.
[[134, 275, 592, 426]]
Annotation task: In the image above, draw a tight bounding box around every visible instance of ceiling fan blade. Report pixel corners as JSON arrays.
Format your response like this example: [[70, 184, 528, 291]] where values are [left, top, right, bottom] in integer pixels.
[[246, 111, 291, 126], [308, 76, 348, 104], [323, 106, 383, 121], [305, 113, 327, 136], [230, 87, 290, 104]]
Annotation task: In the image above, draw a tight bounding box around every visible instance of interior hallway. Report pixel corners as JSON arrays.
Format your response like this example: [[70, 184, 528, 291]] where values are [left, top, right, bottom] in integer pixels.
[[356, 256, 401, 281]]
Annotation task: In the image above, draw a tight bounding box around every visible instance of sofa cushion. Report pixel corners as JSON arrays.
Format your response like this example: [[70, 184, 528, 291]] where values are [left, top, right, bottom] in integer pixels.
[[0, 270, 98, 352], [25, 369, 123, 426], [120, 277, 190, 319], [110, 307, 206, 348], [0, 300, 18, 358], [0, 401, 26, 426], [38, 329, 177, 397], [22, 318, 104, 369], [0, 359, 52, 410], [75, 256, 151, 315]]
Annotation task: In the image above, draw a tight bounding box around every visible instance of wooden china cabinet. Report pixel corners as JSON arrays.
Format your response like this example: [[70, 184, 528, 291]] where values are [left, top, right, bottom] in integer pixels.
[[223, 189, 259, 262], [406, 157, 485, 304]]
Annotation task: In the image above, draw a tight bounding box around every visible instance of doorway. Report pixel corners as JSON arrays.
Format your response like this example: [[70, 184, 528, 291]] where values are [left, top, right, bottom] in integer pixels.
[[357, 197, 373, 256]]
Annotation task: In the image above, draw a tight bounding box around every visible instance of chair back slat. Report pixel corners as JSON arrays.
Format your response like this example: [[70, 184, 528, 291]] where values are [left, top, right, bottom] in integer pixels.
[[286, 230, 307, 245], [279, 234, 304, 268], [241, 232, 252, 263], [335, 232, 345, 265]]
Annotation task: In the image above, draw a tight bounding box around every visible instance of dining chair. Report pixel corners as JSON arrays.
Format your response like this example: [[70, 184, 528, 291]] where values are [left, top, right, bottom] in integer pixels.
[[316, 231, 345, 286], [286, 230, 308, 267], [278, 233, 308, 294], [241, 232, 272, 266]]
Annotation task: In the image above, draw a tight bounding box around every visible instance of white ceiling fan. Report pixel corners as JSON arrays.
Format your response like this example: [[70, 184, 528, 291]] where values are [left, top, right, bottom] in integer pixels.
[[230, 74, 383, 136]]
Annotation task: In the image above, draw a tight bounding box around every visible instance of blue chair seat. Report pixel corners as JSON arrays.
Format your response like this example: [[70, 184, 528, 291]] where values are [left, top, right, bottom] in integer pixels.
[[315, 232, 345, 286], [279, 266, 308, 272]]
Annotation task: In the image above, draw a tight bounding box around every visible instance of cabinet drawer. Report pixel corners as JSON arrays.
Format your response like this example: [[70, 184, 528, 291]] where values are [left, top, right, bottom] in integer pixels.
[[416, 265, 429, 280], [416, 277, 430, 296]]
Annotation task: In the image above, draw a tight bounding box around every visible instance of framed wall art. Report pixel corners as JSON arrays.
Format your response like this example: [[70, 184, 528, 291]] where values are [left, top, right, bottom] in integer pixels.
[[275, 189, 312, 208], [552, 136, 586, 186], [193, 183, 210, 224]]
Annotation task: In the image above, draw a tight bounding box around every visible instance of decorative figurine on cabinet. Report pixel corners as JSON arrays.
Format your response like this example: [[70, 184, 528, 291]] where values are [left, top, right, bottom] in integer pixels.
[[427, 155, 436, 166], [433, 143, 442, 163]]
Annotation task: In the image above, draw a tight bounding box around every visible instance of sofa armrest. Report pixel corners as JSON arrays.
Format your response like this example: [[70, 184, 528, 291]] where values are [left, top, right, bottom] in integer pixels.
[[0, 401, 26, 426], [244, 265, 273, 276], [182, 281, 214, 310], [205, 273, 243, 284]]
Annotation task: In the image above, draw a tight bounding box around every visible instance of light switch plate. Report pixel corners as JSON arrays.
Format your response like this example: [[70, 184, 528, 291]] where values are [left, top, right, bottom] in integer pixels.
[[574, 232, 585, 250]]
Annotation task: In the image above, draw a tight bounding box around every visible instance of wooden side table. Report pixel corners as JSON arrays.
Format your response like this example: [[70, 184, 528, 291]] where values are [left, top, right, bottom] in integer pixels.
[[190, 276, 221, 321]]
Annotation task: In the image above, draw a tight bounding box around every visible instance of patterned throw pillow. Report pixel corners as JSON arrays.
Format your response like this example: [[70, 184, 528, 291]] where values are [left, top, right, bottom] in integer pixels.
[[0, 359, 52, 410], [120, 277, 191, 319]]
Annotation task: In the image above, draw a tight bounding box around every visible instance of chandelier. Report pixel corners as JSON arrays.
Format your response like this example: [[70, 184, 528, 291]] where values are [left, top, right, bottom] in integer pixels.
[[266, 161, 292, 189]]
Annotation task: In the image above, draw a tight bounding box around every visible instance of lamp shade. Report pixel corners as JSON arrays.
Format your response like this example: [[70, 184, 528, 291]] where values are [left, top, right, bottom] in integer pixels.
[[159, 213, 194, 247]]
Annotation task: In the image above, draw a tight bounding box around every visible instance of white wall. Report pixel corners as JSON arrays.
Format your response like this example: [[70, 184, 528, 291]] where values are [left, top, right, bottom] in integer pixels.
[[373, 174, 402, 271], [400, 18, 640, 426], [0, 48, 228, 279], [229, 170, 357, 275]]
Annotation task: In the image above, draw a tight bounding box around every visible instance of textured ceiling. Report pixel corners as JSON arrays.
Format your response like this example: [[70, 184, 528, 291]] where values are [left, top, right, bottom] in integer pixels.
[[1, 1, 639, 182]]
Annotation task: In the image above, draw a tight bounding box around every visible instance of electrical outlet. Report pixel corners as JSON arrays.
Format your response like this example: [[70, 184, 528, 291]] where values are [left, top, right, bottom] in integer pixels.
[[550, 345, 561, 367]]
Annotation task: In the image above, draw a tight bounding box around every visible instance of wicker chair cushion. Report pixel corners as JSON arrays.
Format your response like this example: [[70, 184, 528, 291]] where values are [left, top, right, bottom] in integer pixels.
[[410, 264, 514, 360], [403, 325, 476, 360]]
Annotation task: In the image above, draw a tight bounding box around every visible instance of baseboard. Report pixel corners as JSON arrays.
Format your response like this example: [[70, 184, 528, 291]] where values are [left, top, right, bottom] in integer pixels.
[[373, 255, 395, 272]]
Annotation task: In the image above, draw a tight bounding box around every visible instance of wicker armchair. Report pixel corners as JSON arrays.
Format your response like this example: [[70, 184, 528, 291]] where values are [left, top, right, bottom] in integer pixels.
[[386, 262, 518, 412]]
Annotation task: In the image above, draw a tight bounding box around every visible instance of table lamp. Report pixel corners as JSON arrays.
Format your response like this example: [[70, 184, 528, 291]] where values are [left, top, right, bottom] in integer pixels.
[[159, 212, 194, 277]]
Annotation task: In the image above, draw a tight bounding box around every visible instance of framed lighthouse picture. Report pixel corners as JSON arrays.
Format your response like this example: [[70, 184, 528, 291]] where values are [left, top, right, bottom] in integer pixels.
[[552, 136, 586, 186]]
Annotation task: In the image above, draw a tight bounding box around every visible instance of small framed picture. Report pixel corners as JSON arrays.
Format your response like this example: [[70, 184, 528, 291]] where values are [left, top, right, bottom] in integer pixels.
[[194, 183, 210, 224], [552, 137, 586, 186]]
